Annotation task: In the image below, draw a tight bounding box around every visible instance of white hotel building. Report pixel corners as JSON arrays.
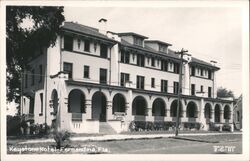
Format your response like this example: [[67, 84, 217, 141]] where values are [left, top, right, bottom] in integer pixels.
[[21, 20, 234, 133]]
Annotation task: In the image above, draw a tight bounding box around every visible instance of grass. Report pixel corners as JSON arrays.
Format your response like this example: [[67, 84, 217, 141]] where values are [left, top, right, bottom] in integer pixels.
[[7, 133, 242, 154]]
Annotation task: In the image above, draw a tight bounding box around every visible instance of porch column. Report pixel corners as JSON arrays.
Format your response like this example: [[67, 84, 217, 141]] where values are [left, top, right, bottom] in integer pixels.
[[126, 89, 133, 121], [182, 110, 187, 122], [85, 99, 92, 119], [210, 109, 214, 123], [147, 108, 153, 122], [220, 110, 224, 123], [147, 99, 153, 122], [107, 100, 113, 120]]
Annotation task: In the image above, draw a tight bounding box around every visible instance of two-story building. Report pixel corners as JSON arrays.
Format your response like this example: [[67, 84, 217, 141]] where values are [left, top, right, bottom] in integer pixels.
[[21, 20, 234, 133]]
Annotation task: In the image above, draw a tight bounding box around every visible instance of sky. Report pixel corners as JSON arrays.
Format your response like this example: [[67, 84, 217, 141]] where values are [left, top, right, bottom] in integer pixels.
[[64, 6, 243, 97]]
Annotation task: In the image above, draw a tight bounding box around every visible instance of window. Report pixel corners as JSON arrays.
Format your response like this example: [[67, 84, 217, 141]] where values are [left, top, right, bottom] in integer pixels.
[[100, 44, 108, 58], [63, 62, 73, 79], [31, 69, 35, 86], [161, 60, 168, 71], [77, 38, 81, 49], [29, 97, 34, 114], [151, 57, 155, 67], [40, 93, 43, 115], [64, 35, 73, 51], [208, 87, 212, 98], [173, 62, 180, 74], [137, 54, 145, 67], [159, 44, 167, 53], [201, 85, 204, 92], [100, 68, 107, 84], [191, 66, 195, 76], [120, 73, 130, 87], [208, 70, 212, 79], [161, 80, 168, 93], [191, 84, 195, 96], [84, 65, 89, 78], [39, 65, 42, 83], [237, 111, 240, 122], [84, 40, 90, 52], [151, 78, 155, 88], [134, 37, 143, 46], [173, 82, 179, 94], [136, 76, 145, 89], [201, 69, 204, 76], [121, 51, 130, 64]]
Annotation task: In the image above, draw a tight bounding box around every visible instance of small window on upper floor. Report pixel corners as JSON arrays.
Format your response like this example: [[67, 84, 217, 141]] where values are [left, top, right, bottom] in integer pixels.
[[173, 62, 180, 74], [159, 44, 167, 53], [208, 70, 212, 79], [100, 44, 108, 58], [84, 40, 90, 52], [151, 57, 155, 67], [134, 37, 143, 46], [191, 66, 195, 76], [200, 69, 204, 76], [64, 35, 73, 51], [121, 50, 130, 64], [77, 38, 81, 49]]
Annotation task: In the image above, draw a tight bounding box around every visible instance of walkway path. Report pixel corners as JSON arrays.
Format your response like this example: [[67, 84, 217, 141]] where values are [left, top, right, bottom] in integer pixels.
[[16, 132, 242, 144]]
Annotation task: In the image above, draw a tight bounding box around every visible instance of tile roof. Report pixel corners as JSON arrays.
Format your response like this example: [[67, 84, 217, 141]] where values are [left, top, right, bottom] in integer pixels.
[[61, 22, 116, 42], [190, 57, 220, 70]]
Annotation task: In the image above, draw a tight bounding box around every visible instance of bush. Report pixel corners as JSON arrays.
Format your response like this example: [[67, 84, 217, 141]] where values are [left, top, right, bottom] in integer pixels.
[[129, 121, 176, 132], [209, 122, 220, 131], [7, 115, 22, 136], [53, 130, 71, 149], [222, 124, 231, 131], [183, 122, 201, 130]]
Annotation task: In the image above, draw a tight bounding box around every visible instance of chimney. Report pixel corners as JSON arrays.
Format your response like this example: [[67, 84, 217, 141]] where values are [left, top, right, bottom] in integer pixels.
[[98, 18, 107, 35], [210, 60, 217, 66]]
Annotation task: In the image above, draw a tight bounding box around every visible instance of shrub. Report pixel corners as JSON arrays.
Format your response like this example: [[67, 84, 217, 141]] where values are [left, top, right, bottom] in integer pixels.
[[7, 115, 22, 136], [222, 124, 231, 132], [209, 122, 220, 131], [53, 130, 71, 149], [128, 121, 176, 131], [183, 122, 201, 130]]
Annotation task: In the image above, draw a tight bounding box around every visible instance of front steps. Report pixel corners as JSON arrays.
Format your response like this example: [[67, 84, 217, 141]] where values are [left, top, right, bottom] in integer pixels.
[[99, 122, 117, 134]]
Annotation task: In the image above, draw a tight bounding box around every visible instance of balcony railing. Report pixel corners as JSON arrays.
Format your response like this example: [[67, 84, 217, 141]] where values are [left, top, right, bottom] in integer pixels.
[[72, 113, 82, 121]]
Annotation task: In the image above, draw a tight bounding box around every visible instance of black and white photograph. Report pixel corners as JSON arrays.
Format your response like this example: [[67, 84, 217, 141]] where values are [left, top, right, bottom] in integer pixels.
[[1, 1, 249, 161]]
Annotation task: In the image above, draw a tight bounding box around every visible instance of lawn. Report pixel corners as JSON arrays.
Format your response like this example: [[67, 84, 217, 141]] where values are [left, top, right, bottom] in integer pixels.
[[7, 133, 242, 154]]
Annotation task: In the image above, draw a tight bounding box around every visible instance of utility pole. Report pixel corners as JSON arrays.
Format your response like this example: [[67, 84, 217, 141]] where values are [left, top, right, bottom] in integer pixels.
[[175, 48, 191, 136]]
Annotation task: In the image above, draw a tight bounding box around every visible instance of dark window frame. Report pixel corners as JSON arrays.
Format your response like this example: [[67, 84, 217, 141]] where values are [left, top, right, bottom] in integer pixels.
[[151, 78, 155, 88], [100, 44, 108, 58], [64, 35, 73, 51], [63, 62, 73, 79], [136, 75, 145, 89], [120, 73, 130, 87], [173, 82, 179, 94], [84, 40, 90, 52], [161, 80, 168, 93], [100, 68, 107, 84], [84, 65, 90, 78], [191, 84, 196, 96]]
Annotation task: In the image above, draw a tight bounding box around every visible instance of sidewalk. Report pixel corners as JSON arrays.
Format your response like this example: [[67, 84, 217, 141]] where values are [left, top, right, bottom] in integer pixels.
[[17, 132, 242, 144]]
